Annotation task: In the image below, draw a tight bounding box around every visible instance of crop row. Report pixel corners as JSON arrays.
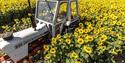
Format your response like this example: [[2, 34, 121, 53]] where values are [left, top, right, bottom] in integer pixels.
[[0, 17, 32, 33], [0, 0, 35, 24]]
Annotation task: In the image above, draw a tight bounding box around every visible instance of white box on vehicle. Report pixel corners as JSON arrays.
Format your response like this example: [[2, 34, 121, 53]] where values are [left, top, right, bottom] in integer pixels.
[[0, 23, 48, 62]]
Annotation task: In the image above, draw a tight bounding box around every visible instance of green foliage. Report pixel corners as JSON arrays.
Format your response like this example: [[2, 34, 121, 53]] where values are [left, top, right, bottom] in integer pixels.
[[0, 0, 35, 15], [43, 0, 125, 63], [1, 18, 31, 32], [43, 22, 124, 63], [0, 0, 35, 24]]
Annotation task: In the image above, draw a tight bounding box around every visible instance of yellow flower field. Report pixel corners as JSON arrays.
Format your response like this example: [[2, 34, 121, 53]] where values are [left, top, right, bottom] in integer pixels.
[[0, 0, 125, 63], [0, 0, 35, 15], [44, 0, 125, 63]]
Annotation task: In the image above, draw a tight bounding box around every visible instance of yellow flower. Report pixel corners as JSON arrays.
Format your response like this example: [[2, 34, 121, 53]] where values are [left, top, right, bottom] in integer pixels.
[[98, 46, 106, 51], [97, 45, 106, 54], [59, 38, 63, 42], [87, 25, 93, 31], [56, 34, 61, 39], [72, 12, 76, 16], [79, 23, 83, 27], [44, 54, 51, 60], [83, 46, 93, 54], [84, 29, 90, 33], [44, 45, 49, 51], [70, 52, 79, 59], [109, 48, 117, 55], [110, 14, 117, 20], [116, 21, 121, 25], [94, 35, 98, 39], [74, 32, 79, 37], [78, 34, 84, 38], [83, 34, 88, 37], [122, 23, 125, 27], [108, 28, 112, 32], [116, 33, 122, 40], [99, 35, 107, 42], [66, 38, 71, 44], [86, 35, 93, 42], [50, 48, 56, 54], [110, 21, 116, 25], [75, 28, 79, 33], [97, 41, 103, 45], [85, 22, 91, 26], [93, 29, 99, 35], [79, 23, 84, 29], [78, 29, 84, 34], [28, 13, 31, 16], [64, 33, 71, 39], [112, 15, 117, 20], [99, 28, 105, 32], [51, 38, 57, 44], [77, 38, 84, 44]]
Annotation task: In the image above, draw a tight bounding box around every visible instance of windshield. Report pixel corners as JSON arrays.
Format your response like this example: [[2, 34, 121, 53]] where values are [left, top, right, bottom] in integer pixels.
[[36, 1, 56, 23]]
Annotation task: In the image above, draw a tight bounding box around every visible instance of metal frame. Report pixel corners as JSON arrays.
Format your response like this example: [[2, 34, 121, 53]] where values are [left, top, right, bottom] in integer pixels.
[[35, 0, 79, 37]]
